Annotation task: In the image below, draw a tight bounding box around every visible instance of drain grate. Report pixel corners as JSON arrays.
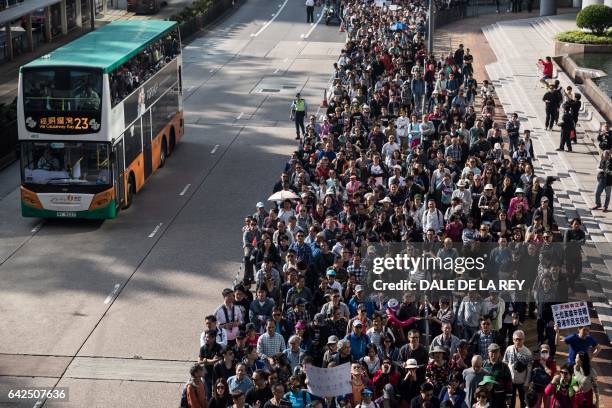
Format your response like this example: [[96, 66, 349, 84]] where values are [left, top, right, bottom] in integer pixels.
[[260, 88, 281, 93]]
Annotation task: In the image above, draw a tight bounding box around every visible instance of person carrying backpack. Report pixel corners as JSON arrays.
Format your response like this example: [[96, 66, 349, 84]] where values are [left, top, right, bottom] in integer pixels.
[[181, 364, 208, 408]]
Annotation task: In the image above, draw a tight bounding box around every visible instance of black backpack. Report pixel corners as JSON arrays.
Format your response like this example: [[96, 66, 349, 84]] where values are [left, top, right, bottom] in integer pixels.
[[531, 366, 551, 392]]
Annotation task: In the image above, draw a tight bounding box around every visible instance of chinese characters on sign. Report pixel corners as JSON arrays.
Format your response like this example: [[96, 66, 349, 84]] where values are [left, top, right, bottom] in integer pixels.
[[38, 116, 90, 130], [552, 301, 591, 330], [304, 363, 352, 397]]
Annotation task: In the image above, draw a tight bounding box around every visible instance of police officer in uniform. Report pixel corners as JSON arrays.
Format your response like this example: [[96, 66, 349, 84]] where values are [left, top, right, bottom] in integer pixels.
[[290, 92, 307, 140]]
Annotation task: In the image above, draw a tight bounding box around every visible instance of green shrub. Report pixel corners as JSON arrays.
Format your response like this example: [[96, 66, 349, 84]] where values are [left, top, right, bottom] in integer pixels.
[[556, 30, 612, 45], [576, 4, 612, 36]]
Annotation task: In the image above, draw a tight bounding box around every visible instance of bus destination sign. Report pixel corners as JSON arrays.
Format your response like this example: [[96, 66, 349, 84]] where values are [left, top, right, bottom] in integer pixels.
[[25, 114, 101, 134]]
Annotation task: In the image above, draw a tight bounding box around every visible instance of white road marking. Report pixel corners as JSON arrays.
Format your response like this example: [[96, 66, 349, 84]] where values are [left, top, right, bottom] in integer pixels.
[[33, 401, 44, 408], [271, 13, 275, 16], [209, 68, 215, 72], [300, 34, 305, 38], [303, 8, 325, 39], [104, 283, 121, 304], [236, 112, 244, 120], [277, 3, 281, 6], [251, 0, 289, 37], [283, 58, 288, 62], [179, 184, 191, 196], [274, 68, 280, 74], [148, 223, 163, 238], [210, 144, 220, 154], [31, 222, 43, 233]]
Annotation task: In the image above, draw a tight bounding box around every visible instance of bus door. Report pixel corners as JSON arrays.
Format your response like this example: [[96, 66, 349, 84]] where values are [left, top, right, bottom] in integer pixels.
[[143, 120, 153, 179], [113, 140, 125, 209]]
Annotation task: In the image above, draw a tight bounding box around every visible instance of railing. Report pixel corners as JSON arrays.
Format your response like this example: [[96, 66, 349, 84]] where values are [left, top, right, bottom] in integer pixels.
[[174, 0, 239, 39]]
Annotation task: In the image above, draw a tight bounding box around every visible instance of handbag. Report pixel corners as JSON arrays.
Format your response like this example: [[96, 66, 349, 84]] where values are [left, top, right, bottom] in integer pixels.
[[512, 347, 527, 373], [570, 130, 576, 140]]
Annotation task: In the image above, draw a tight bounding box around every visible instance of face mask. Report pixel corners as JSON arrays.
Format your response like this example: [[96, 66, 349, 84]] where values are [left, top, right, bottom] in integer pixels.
[[541, 352, 549, 358]]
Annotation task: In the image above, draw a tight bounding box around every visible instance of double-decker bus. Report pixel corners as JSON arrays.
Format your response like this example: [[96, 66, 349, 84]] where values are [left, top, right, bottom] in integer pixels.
[[18, 20, 183, 219]]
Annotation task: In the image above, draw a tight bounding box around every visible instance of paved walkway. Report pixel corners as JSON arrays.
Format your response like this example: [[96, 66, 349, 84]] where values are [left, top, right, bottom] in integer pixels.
[[435, 10, 612, 405]]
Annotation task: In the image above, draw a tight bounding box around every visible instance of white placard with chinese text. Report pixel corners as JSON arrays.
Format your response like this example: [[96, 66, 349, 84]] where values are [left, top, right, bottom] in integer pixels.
[[552, 301, 591, 329]]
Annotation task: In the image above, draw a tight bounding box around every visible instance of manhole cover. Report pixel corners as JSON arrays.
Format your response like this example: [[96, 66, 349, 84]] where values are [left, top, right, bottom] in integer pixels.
[[261, 88, 281, 93]]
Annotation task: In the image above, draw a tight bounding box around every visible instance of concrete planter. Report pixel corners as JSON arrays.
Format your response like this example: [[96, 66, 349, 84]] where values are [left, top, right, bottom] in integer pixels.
[[554, 40, 612, 56]]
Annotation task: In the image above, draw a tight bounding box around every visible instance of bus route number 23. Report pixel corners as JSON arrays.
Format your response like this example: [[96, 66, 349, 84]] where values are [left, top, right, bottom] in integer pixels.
[[74, 117, 89, 130]]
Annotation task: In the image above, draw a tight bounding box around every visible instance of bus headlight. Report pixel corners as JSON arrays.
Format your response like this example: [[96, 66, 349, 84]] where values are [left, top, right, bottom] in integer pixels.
[[89, 188, 114, 211]]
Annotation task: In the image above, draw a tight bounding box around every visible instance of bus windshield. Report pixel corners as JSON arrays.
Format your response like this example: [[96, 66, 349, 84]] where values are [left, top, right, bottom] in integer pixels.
[[22, 68, 102, 113], [21, 141, 110, 186]]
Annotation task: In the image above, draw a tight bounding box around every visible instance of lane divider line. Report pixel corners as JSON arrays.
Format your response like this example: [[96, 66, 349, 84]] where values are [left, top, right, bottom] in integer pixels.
[[148, 223, 163, 238], [250, 0, 289, 38], [179, 184, 191, 196], [31, 222, 44, 233], [103, 284, 121, 305], [211, 144, 220, 154], [236, 112, 244, 120], [274, 68, 280, 74]]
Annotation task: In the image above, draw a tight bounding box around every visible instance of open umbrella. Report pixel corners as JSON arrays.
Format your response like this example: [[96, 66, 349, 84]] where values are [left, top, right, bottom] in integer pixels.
[[268, 190, 299, 201], [390, 22, 406, 31]]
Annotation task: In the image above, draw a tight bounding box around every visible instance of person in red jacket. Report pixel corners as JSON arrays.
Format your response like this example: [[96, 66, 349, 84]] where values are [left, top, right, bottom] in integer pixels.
[[538, 57, 553, 86], [372, 358, 400, 398]]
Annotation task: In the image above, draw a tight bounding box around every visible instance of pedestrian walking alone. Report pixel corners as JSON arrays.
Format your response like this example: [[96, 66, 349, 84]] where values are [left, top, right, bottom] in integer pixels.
[[593, 150, 612, 212], [305, 0, 315, 23], [290, 93, 307, 140]]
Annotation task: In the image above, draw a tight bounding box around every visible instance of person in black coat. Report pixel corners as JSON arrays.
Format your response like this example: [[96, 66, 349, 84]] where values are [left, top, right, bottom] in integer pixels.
[[556, 106, 575, 152], [564, 218, 586, 287]]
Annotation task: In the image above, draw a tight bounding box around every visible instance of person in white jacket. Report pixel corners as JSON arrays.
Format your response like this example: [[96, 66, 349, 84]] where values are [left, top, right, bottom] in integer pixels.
[[422, 199, 444, 234], [502, 329, 533, 408]]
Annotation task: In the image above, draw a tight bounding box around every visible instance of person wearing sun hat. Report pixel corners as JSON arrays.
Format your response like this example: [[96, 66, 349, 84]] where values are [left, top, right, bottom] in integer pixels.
[[426, 346, 451, 395], [508, 187, 530, 219]]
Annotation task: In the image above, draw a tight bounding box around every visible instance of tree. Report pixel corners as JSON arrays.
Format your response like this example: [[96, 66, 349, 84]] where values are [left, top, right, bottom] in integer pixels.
[[576, 4, 612, 36]]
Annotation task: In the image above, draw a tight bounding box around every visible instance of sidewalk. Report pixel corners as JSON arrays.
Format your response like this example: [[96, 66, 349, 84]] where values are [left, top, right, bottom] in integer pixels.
[[434, 9, 612, 405]]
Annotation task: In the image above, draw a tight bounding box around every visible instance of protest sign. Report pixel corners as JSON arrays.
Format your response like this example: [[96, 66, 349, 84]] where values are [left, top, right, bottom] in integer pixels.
[[552, 301, 591, 330], [304, 363, 352, 397]]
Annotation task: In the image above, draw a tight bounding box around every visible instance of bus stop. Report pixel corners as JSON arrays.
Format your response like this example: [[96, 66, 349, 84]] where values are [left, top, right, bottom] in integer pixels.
[[0, 0, 96, 61]]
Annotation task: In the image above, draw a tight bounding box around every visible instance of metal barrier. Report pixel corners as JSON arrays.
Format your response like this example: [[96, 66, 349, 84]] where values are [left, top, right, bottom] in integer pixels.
[[176, 0, 237, 39]]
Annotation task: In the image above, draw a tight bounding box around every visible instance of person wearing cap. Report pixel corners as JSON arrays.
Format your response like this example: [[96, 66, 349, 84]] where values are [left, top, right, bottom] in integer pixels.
[[529, 345, 556, 407], [512, 140, 532, 165], [253, 202, 268, 229], [322, 335, 339, 367], [348, 285, 375, 318], [286, 297, 311, 328], [355, 388, 377, 408], [290, 93, 307, 140], [345, 318, 371, 361], [533, 195, 555, 232], [214, 288, 244, 347], [483, 343, 512, 408]]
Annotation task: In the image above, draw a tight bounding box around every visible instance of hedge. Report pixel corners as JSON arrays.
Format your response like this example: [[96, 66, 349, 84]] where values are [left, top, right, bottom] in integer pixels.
[[555, 30, 612, 45]]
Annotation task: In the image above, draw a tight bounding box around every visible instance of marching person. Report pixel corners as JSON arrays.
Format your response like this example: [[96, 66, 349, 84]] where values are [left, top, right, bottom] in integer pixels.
[[592, 150, 612, 212]]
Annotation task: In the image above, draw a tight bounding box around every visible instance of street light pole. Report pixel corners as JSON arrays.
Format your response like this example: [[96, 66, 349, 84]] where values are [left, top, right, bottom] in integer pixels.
[[90, 0, 95, 30], [427, 0, 434, 54]]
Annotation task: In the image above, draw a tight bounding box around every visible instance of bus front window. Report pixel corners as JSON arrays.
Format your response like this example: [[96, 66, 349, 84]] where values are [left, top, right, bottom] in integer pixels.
[[22, 68, 102, 113], [21, 141, 110, 186]]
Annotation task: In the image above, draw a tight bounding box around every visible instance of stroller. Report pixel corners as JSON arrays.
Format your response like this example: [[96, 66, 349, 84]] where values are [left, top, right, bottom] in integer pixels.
[[325, 0, 341, 25]]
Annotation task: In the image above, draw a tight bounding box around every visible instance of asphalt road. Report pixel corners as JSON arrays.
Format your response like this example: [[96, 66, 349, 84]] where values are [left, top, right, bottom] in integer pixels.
[[0, 1, 344, 407]]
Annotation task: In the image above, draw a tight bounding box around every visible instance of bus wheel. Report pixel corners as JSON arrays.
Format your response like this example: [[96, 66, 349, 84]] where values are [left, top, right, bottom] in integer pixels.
[[123, 174, 135, 209], [159, 138, 167, 168]]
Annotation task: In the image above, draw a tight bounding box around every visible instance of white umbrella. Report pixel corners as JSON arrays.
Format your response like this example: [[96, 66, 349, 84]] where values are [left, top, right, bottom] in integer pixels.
[[268, 190, 299, 201]]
